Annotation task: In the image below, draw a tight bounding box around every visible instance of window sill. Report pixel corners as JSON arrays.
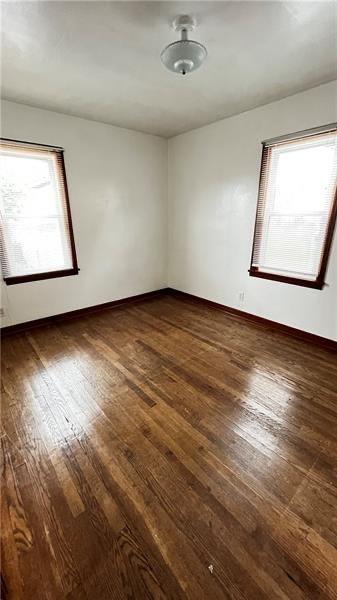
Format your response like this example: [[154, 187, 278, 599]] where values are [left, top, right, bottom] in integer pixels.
[[249, 269, 324, 290], [4, 268, 80, 286]]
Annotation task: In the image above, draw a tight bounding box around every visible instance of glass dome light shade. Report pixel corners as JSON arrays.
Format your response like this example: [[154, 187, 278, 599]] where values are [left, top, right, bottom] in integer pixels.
[[161, 39, 207, 75]]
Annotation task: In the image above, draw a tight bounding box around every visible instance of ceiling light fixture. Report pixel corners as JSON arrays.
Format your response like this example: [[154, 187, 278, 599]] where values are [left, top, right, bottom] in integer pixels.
[[161, 15, 207, 76]]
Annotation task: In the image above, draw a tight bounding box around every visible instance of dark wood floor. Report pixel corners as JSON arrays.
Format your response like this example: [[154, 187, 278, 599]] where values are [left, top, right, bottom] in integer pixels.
[[2, 294, 337, 599]]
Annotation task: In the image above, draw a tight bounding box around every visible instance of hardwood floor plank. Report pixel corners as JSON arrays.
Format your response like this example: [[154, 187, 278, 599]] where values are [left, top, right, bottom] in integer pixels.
[[1, 294, 337, 598]]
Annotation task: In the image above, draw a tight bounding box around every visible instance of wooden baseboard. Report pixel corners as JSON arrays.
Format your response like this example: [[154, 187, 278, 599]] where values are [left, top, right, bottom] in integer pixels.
[[2, 286, 336, 351], [166, 288, 337, 352], [1, 288, 169, 337]]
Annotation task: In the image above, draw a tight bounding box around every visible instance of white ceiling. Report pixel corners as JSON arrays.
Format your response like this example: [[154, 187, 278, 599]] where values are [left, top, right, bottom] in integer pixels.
[[2, 1, 337, 137]]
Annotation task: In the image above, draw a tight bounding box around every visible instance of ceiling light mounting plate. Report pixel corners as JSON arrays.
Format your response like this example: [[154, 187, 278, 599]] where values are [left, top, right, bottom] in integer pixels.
[[172, 15, 196, 33]]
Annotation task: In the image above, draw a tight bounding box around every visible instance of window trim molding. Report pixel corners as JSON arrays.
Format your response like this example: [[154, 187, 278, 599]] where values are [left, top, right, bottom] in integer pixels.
[[1, 139, 79, 285], [4, 268, 79, 286], [262, 122, 337, 147], [249, 129, 337, 290], [0, 137, 64, 152]]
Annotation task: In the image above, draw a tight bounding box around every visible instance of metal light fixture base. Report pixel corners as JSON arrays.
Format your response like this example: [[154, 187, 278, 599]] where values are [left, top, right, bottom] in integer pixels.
[[172, 15, 196, 33]]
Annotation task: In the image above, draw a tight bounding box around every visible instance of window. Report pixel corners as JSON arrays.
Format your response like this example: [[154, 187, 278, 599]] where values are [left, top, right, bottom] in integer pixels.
[[249, 125, 337, 289], [0, 139, 78, 285]]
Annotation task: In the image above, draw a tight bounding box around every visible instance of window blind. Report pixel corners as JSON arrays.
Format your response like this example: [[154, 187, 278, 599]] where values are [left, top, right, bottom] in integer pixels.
[[250, 128, 337, 288], [0, 140, 78, 284]]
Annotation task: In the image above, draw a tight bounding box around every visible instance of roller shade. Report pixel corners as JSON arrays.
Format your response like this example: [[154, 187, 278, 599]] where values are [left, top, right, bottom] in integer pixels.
[[0, 140, 78, 284], [250, 127, 337, 288]]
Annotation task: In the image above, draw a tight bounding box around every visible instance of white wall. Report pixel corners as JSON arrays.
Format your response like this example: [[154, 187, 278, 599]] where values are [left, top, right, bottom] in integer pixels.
[[1, 100, 168, 326], [168, 81, 337, 341]]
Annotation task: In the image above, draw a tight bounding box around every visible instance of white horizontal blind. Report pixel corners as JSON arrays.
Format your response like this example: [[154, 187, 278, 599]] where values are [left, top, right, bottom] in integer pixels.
[[0, 142, 75, 280], [252, 129, 337, 282]]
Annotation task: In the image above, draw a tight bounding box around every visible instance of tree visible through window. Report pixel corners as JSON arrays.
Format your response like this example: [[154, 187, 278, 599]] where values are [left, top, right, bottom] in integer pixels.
[[250, 126, 337, 288], [0, 140, 78, 284]]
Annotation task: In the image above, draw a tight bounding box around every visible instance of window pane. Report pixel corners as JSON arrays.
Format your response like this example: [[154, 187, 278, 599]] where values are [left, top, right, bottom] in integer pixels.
[[251, 130, 337, 284], [0, 144, 76, 280]]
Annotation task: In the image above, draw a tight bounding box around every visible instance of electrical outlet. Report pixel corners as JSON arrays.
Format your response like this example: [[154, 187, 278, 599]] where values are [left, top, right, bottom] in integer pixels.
[[239, 292, 245, 303]]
